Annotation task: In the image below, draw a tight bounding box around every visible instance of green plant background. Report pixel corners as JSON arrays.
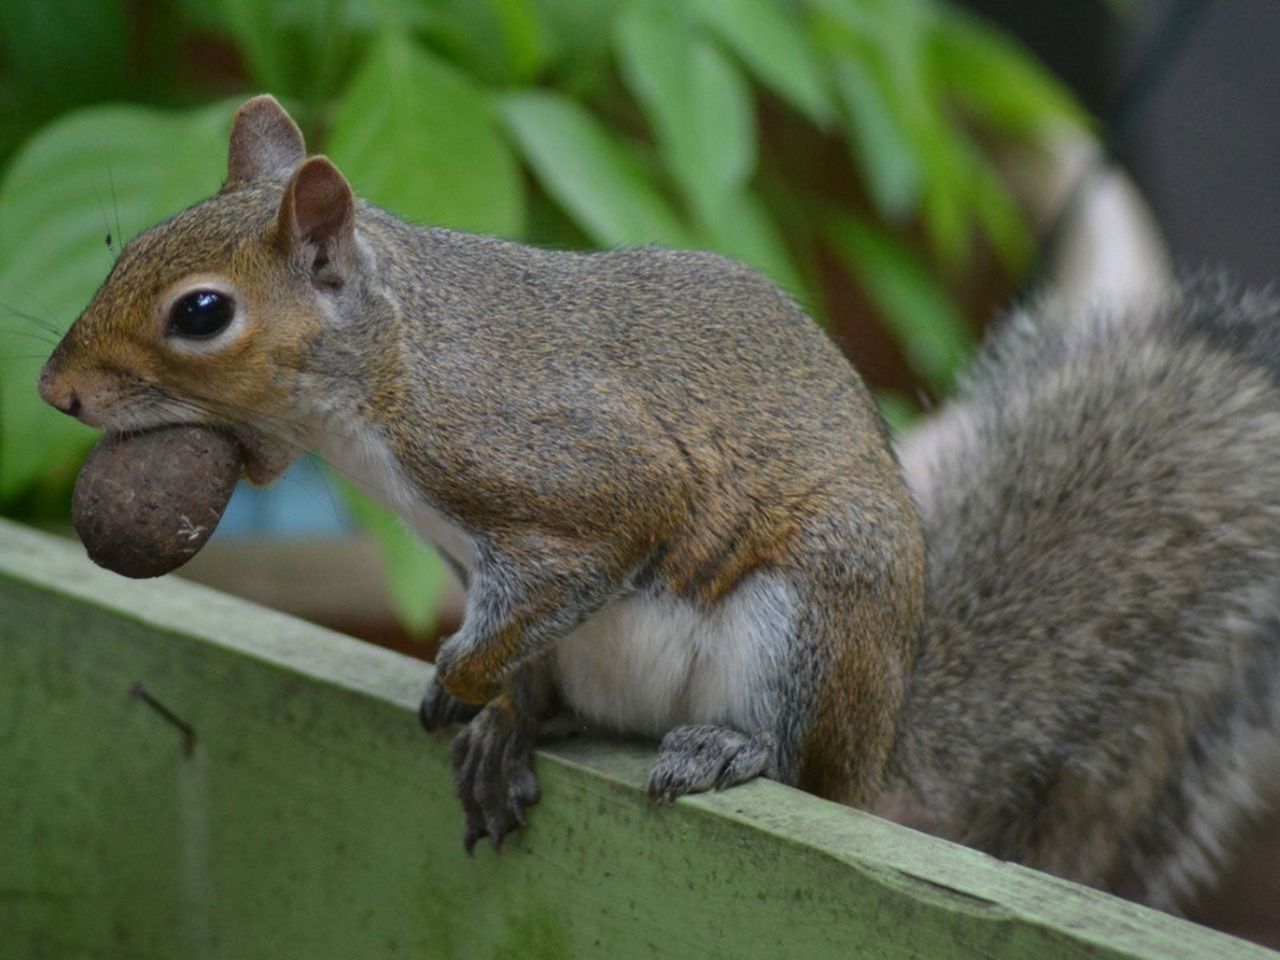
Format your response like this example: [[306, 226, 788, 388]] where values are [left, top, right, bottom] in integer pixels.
[[0, 0, 1086, 634]]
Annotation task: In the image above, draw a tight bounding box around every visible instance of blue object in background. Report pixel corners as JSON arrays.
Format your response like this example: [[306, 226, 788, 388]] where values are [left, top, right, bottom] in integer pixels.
[[214, 457, 352, 540]]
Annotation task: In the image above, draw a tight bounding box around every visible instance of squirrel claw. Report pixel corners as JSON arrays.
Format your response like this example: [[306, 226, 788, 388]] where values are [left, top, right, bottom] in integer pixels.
[[463, 825, 485, 858], [450, 700, 540, 854], [420, 674, 483, 733], [647, 724, 777, 803]]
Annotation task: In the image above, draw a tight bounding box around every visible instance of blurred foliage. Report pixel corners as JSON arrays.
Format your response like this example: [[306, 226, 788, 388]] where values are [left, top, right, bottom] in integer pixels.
[[0, 0, 1086, 632]]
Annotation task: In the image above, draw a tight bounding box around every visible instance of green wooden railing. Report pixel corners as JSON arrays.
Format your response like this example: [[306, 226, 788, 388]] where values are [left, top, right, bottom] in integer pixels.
[[1, 517, 1274, 960]]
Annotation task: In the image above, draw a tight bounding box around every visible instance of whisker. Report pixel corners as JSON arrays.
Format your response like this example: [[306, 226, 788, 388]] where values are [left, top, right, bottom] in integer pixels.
[[25, 291, 66, 334], [0, 299, 63, 337], [106, 161, 124, 259], [174, 387, 371, 450], [106, 364, 443, 522], [0, 327, 59, 347], [92, 183, 118, 258], [151, 392, 394, 501]]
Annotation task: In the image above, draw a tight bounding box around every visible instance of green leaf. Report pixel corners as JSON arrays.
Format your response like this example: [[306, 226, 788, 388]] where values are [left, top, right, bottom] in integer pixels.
[[933, 10, 1090, 138], [328, 31, 524, 238], [813, 0, 951, 237], [689, 0, 834, 126], [286, 0, 376, 103], [416, 0, 551, 85], [827, 215, 972, 390], [0, 0, 128, 113], [919, 124, 1035, 276], [499, 90, 690, 247], [969, 149, 1034, 276], [698, 192, 804, 299], [916, 125, 972, 269], [189, 0, 371, 100], [340, 481, 452, 637], [830, 55, 920, 222], [875, 390, 918, 438], [0, 102, 238, 503], [813, 0, 1032, 269], [615, 0, 756, 223], [537, 0, 623, 88], [208, 0, 291, 92], [490, 0, 552, 82]]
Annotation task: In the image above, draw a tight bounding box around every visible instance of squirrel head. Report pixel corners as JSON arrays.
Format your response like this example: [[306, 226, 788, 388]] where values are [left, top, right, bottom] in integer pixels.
[[38, 96, 363, 484]]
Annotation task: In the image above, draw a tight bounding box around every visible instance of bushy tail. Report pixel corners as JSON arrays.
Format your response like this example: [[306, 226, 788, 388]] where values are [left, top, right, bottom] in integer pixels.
[[886, 277, 1280, 910]]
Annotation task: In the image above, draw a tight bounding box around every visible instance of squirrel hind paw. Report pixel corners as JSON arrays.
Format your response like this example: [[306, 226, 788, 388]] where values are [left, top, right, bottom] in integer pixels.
[[450, 703, 541, 854], [647, 724, 777, 804]]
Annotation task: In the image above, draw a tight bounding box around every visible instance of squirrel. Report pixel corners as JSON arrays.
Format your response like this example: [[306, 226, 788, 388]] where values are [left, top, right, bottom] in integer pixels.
[[37, 95, 1280, 914]]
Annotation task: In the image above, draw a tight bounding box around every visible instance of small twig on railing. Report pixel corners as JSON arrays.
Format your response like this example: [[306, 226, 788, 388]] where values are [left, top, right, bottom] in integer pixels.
[[129, 681, 196, 758]]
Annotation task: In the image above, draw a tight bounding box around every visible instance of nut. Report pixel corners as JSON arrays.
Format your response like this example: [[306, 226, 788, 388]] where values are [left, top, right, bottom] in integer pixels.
[[72, 425, 243, 578]]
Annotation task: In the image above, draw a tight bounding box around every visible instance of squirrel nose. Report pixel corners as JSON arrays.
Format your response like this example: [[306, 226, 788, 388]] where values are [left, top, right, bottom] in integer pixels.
[[38, 366, 84, 420], [61, 393, 83, 418]]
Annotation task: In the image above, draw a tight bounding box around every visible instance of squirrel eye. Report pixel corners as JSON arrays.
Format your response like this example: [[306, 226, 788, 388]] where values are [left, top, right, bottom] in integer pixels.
[[168, 290, 234, 339]]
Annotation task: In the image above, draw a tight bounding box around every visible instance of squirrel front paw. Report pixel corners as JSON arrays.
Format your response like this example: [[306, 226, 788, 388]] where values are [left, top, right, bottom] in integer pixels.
[[647, 724, 778, 803], [450, 697, 541, 853], [419, 674, 483, 732]]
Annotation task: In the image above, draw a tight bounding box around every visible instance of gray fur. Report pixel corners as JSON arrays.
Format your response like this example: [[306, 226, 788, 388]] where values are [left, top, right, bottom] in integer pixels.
[[888, 277, 1280, 912]]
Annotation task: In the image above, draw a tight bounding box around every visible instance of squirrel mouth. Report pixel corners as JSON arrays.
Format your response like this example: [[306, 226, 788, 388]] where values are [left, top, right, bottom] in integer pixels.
[[234, 427, 301, 487]]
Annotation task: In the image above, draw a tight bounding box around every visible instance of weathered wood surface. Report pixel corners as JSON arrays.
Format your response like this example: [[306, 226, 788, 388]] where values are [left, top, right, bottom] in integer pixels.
[[0, 518, 1274, 960]]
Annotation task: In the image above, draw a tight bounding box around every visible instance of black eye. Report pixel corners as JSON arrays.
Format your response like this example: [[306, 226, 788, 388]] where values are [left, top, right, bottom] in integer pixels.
[[168, 290, 234, 339]]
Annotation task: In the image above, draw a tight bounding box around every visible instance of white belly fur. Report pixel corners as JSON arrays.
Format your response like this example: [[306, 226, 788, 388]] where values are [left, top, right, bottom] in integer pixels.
[[553, 574, 796, 736]]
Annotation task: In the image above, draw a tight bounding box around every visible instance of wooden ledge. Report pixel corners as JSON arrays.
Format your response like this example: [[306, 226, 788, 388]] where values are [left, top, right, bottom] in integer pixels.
[[0, 518, 1273, 959]]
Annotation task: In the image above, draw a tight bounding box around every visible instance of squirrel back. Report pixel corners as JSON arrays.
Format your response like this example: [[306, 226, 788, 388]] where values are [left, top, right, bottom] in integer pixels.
[[885, 277, 1280, 910]]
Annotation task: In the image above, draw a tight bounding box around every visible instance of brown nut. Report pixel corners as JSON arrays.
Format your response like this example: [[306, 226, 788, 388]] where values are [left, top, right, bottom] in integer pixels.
[[72, 425, 243, 578]]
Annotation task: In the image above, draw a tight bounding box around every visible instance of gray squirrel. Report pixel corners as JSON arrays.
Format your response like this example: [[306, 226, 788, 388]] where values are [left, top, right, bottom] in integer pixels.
[[37, 96, 1280, 913]]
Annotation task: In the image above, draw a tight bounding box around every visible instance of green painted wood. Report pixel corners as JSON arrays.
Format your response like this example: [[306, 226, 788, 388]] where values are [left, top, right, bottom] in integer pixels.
[[0, 517, 1274, 960]]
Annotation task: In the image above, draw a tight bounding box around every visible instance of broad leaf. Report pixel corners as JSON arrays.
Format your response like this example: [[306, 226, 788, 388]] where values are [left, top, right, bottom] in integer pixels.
[[917, 124, 973, 270], [934, 10, 1090, 138], [500, 90, 689, 247], [830, 56, 920, 222], [329, 31, 524, 237], [537, 0, 622, 88], [827, 215, 972, 390], [182, 0, 372, 97], [969, 147, 1034, 276], [490, 0, 552, 82], [209, 0, 291, 92], [689, 0, 834, 126], [615, 0, 755, 223], [0, 0, 128, 113], [415, 0, 552, 85]]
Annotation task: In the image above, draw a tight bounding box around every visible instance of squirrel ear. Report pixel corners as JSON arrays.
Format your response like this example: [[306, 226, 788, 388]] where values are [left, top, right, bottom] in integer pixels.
[[277, 156, 356, 287], [227, 95, 306, 184]]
